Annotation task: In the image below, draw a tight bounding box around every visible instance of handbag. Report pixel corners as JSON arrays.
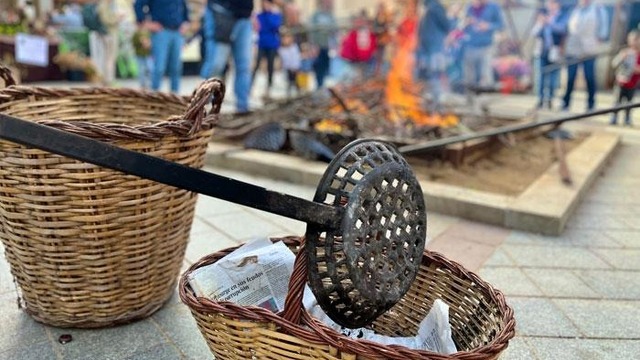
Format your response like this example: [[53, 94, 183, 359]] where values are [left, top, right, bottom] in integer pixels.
[[213, 8, 236, 43]]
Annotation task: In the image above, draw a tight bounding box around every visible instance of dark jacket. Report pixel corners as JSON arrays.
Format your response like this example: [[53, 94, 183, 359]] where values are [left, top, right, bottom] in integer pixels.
[[134, 0, 189, 29], [212, 0, 253, 19]]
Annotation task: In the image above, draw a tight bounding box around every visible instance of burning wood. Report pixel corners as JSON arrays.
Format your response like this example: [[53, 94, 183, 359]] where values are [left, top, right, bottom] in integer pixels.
[[214, 76, 460, 147]]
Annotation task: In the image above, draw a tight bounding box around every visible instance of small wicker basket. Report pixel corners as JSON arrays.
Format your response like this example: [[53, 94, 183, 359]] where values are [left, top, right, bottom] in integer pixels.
[[0, 64, 224, 328], [180, 236, 516, 360]]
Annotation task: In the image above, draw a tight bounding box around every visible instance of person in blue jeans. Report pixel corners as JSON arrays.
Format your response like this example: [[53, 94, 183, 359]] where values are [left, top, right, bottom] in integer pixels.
[[134, 0, 190, 93], [461, 0, 504, 89], [562, 0, 608, 111], [416, 0, 452, 114], [532, 0, 565, 109], [199, 4, 216, 79], [210, 0, 254, 113], [308, 0, 336, 89]]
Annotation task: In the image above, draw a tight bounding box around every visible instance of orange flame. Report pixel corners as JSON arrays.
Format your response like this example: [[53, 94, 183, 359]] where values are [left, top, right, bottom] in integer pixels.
[[385, 13, 458, 127]]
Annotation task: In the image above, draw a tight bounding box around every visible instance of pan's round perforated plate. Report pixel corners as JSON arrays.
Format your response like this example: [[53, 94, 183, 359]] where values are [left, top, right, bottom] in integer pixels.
[[305, 139, 426, 328]]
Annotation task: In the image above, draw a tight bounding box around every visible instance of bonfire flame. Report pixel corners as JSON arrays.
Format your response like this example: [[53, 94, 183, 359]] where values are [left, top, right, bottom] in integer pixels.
[[385, 12, 458, 127]]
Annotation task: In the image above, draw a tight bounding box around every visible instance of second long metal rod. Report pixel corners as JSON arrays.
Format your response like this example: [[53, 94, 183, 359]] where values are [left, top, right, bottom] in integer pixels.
[[399, 102, 640, 155]]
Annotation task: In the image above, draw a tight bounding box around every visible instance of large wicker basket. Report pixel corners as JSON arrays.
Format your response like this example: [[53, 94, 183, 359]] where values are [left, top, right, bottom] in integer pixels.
[[180, 236, 516, 360], [0, 65, 225, 328]]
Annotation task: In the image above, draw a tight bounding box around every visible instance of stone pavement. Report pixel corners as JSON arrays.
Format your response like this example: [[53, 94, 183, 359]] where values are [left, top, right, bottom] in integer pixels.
[[1, 73, 639, 359]]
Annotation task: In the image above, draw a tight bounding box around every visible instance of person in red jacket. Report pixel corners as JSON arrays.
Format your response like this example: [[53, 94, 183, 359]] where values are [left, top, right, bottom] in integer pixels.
[[339, 11, 376, 80], [610, 30, 640, 126]]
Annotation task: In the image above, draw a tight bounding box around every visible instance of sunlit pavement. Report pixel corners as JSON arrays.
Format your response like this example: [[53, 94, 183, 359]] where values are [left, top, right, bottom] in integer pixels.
[[1, 68, 639, 359]]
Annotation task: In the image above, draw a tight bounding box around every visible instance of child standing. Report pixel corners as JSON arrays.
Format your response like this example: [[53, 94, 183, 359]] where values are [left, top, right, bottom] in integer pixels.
[[278, 32, 302, 97], [610, 30, 640, 126], [132, 27, 153, 89], [297, 42, 314, 92]]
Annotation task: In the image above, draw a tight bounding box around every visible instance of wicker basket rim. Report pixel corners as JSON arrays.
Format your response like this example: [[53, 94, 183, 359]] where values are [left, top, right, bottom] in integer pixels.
[[179, 236, 516, 360], [0, 78, 226, 140]]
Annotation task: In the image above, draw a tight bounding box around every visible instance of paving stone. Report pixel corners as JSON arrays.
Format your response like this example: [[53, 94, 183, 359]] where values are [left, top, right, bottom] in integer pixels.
[[0, 254, 17, 295], [498, 336, 539, 360], [504, 231, 561, 246], [122, 341, 184, 360], [47, 318, 167, 360], [554, 299, 640, 338], [619, 216, 640, 230], [523, 269, 600, 298], [204, 210, 290, 242], [151, 303, 212, 360], [560, 228, 624, 248], [436, 220, 510, 246], [194, 195, 245, 218], [502, 245, 611, 269], [603, 230, 640, 248], [575, 201, 639, 216], [478, 268, 542, 296], [590, 248, 640, 270], [508, 298, 580, 337], [189, 216, 218, 235], [565, 215, 629, 230], [0, 341, 57, 360], [185, 224, 238, 263], [574, 269, 640, 300], [528, 338, 640, 359], [0, 293, 50, 355], [426, 213, 459, 240], [427, 236, 497, 272], [482, 248, 515, 267]]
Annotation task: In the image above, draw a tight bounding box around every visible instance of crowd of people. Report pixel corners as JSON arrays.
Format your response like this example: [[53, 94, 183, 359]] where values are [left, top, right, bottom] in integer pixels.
[[5, 0, 639, 122]]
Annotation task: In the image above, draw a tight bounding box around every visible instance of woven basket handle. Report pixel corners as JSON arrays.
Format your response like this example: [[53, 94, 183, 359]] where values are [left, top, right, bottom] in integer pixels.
[[0, 63, 17, 87], [183, 78, 226, 135], [281, 240, 309, 325]]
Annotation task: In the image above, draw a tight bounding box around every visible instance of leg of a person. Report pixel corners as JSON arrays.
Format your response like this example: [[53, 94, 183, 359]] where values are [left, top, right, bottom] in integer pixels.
[[104, 33, 118, 85], [166, 30, 184, 93], [548, 68, 559, 105], [200, 37, 216, 78], [231, 18, 253, 112], [623, 88, 635, 125], [583, 58, 596, 110], [562, 59, 579, 109], [462, 46, 477, 90], [145, 56, 154, 88], [200, 7, 216, 79], [89, 32, 106, 82], [314, 48, 330, 88], [136, 56, 148, 88], [212, 43, 231, 76], [427, 53, 444, 112], [265, 48, 277, 89], [537, 56, 547, 105], [610, 86, 623, 124], [252, 48, 265, 82], [478, 46, 493, 86], [151, 30, 171, 91]]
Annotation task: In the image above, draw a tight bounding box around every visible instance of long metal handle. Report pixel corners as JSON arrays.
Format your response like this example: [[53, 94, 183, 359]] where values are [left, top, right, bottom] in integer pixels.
[[399, 102, 640, 155], [0, 113, 342, 229]]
